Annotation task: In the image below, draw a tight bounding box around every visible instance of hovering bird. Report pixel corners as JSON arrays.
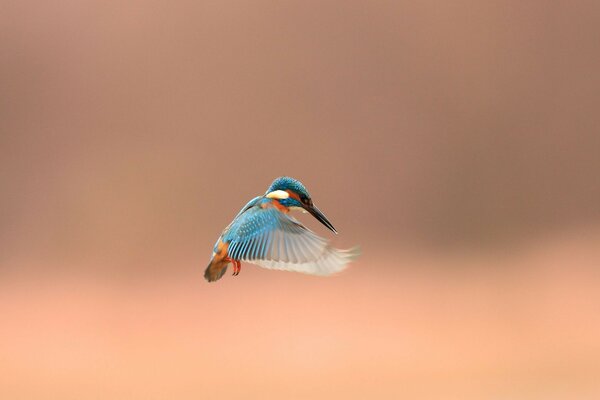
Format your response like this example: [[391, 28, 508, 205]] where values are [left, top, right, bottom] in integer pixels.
[[204, 177, 359, 282]]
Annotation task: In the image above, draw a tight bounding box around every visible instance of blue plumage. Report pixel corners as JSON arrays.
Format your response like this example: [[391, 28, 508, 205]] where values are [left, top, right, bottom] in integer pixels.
[[204, 177, 358, 282], [266, 176, 310, 198]]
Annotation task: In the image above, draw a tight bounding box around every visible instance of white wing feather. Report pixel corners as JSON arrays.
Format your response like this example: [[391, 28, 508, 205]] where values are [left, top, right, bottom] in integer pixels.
[[252, 245, 360, 276]]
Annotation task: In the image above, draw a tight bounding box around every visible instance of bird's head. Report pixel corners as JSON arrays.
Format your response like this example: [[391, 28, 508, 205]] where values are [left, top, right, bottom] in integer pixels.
[[265, 177, 337, 234]]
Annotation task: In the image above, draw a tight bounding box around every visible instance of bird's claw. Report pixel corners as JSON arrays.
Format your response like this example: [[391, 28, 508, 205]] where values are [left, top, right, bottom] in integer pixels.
[[231, 260, 241, 277]]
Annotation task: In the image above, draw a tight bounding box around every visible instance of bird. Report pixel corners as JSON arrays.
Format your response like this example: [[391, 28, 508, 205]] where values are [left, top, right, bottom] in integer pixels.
[[204, 176, 359, 282]]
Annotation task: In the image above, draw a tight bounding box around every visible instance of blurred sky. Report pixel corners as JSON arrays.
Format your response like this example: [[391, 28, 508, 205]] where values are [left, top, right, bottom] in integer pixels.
[[1, 1, 600, 399]]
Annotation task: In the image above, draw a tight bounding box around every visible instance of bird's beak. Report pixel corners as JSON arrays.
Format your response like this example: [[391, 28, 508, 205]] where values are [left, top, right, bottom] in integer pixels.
[[304, 203, 338, 234]]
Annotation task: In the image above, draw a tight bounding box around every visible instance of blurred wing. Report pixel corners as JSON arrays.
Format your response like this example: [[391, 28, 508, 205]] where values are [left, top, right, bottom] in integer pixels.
[[224, 207, 359, 276]]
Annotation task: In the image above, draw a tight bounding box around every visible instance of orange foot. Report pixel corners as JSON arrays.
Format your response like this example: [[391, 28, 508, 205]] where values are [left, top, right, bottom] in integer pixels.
[[232, 259, 241, 276], [226, 258, 241, 277]]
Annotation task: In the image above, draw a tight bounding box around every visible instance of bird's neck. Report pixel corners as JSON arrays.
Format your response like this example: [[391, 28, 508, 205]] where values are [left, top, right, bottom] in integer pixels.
[[260, 197, 290, 213]]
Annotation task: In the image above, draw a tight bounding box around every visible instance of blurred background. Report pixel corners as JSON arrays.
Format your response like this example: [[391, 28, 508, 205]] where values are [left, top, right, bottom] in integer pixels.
[[1, 1, 600, 399]]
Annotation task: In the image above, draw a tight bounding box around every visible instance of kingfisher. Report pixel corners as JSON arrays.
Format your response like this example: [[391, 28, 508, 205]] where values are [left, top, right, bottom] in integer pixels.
[[204, 177, 359, 282]]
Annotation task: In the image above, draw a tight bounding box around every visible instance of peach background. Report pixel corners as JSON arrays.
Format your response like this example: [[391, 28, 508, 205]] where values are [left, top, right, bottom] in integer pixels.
[[1, 1, 600, 399]]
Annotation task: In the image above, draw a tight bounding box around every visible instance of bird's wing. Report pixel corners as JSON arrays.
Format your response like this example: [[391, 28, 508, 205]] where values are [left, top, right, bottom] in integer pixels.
[[224, 207, 359, 276]]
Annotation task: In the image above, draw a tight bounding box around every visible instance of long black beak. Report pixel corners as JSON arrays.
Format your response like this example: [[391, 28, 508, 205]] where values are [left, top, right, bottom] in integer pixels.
[[304, 203, 338, 234]]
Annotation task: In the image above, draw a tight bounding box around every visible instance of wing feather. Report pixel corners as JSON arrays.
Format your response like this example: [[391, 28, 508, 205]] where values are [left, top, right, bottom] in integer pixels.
[[222, 206, 358, 276]]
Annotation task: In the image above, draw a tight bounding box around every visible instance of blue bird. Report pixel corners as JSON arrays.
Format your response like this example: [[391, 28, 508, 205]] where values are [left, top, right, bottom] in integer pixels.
[[204, 177, 359, 282]]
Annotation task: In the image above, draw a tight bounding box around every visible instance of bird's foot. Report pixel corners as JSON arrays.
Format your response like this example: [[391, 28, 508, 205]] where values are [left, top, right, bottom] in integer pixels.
[[231, 259, 241, 276]]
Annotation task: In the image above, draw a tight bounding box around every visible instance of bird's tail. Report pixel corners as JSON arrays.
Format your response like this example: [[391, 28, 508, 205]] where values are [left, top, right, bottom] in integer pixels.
[[204, 258, 229, 282]]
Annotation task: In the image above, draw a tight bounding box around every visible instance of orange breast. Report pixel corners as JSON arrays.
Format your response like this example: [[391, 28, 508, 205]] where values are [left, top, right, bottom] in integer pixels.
[[213, 240, 229, 261]]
